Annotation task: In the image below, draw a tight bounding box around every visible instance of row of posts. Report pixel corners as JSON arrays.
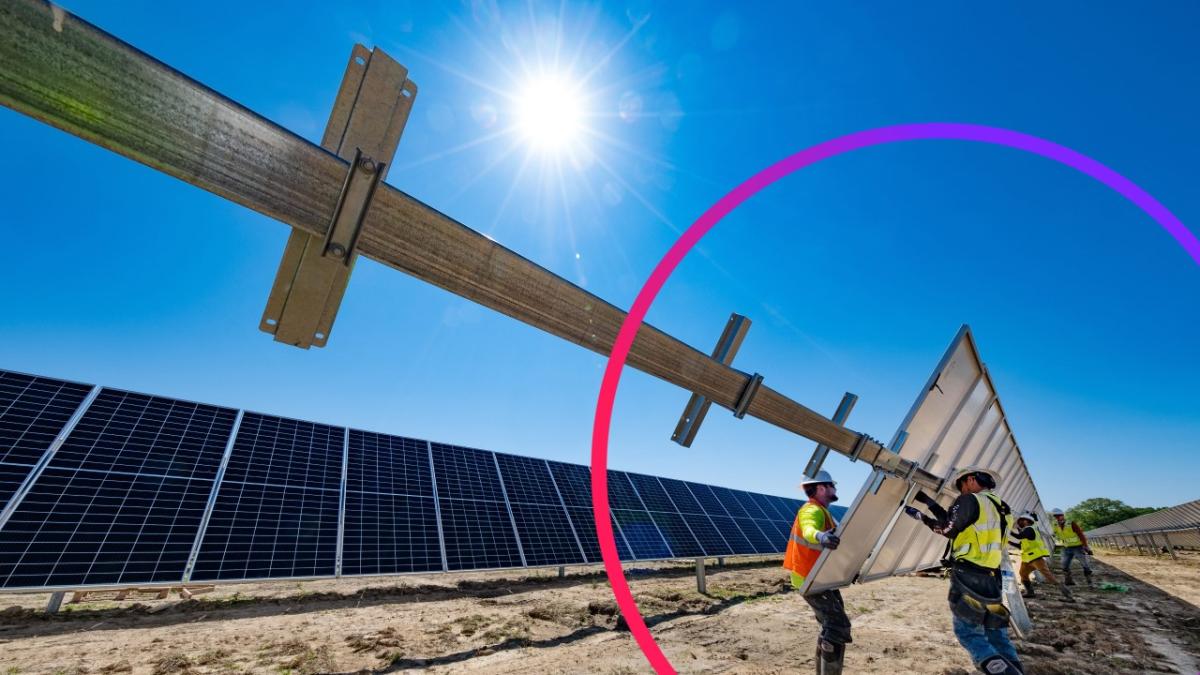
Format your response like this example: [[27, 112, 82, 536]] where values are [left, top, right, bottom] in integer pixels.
[[1091, 528, 1200, 560]]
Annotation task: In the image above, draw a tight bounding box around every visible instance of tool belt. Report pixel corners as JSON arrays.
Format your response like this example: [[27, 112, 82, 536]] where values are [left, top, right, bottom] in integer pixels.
[[948, 564, 1009, 629]]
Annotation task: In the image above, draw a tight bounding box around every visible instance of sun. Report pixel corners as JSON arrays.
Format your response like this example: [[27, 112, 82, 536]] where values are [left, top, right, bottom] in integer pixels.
[[515, 75, 585, 153]]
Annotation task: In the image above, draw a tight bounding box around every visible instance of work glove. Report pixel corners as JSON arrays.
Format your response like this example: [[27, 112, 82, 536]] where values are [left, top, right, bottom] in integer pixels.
[[914, 490, 936, 507], [1083, 547, 1093, 556], [816, 531, 841, 550], [903, 506, 923, 522]]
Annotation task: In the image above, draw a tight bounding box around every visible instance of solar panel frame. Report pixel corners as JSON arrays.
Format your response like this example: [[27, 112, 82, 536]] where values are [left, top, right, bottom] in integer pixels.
[[0, 388, 237, 590], [189, 413, 342, 582], [495, 454, 585, 566], [426, 443, 525, 572], [337, 431, 445, 577]]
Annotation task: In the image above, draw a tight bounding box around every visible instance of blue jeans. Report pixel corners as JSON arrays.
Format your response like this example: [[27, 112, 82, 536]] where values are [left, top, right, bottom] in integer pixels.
[[1061, 546, 1092, 574], [952, 614, 1020, 667]]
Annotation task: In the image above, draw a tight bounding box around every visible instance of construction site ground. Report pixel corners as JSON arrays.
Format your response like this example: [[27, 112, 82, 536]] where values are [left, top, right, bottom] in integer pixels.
[[0, 549, 1196, 674]]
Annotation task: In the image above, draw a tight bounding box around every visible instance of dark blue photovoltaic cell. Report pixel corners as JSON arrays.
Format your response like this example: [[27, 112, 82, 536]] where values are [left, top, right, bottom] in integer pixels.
[[495, 454, 586, 566], [752, 492, 794, 521], [439, 498, 523, 570], [220, 413, 341, 490], [731, 489, 770, 519], [756, 519, 790, 551], [0, 469, 212, 588], [546, 460, 592, 508], [709, 486, 751, 519], [709, 515, 756, 555], [347, 431, 432, 498], [509, 502, 585, 565], [343, 431, 441, 575], [626, 473, 676, 513], [564, 506, 632, 562], [683, 513, 733, 556], [432, 443, 505, 502], [648, 511, 704, 557], [0, 371, 92, 465], [0, 463, 33, 511], [613, 509, 671, 559], [49, 389, 236, 480], [431, 444, 523, 570], [495, 454, 559, 505], [191, 481, 339, 581], [685, 482, 730, 517], [192, 414, 341, 581], [0, 388, 236, 589], [607, 471, 644, 510], [735, 518, 777, 554], [342, 492, 441, 575], [658, 477, 704, 514]]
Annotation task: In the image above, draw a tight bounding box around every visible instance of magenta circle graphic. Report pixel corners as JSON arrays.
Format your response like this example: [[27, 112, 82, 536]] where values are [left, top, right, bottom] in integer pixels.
[[589, 122, 1199, 674]]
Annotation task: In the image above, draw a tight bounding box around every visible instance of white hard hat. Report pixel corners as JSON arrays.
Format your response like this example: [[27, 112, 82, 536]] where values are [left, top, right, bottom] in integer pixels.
[[1017, 512, 1036, 522], [1050, 508, 1065, 516], [949, 465, 1001, 489], [799, 470, 836, 488]]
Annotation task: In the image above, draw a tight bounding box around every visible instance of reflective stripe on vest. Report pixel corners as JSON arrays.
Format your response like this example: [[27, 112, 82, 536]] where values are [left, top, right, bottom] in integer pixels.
[[1020, 527, 1051, 563], [1053, 521, 1082, 547], [782, 501, 835, 582], [951, 492, 1003, 569]]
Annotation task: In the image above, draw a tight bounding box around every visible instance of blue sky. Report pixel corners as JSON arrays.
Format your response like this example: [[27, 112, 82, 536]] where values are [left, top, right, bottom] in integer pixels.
[[2, 1, 1197, 512]]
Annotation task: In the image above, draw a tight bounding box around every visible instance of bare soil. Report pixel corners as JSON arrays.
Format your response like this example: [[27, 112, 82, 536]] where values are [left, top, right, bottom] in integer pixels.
[[0, 551, 1196, 674]]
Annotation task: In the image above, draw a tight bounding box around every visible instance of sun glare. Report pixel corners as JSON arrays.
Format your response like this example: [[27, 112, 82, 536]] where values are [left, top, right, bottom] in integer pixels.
[[515, 76, 585, 152]]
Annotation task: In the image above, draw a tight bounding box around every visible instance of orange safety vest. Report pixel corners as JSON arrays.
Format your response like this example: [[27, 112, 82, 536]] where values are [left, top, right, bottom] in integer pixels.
[[783, 501, 835, 581]]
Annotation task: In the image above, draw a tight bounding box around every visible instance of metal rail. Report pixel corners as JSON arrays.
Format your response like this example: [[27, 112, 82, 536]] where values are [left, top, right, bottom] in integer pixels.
[[0, 0, 939, 488]]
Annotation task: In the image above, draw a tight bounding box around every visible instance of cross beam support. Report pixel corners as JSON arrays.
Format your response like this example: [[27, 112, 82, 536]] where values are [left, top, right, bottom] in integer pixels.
[[0, 0, 939, 489], [671, 313, 752, 447]]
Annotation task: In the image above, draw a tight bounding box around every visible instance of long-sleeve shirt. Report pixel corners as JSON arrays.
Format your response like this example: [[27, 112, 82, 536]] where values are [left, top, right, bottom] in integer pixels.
[[1009, 525, 1036, 549], [798, 503, 831, 546], [918, 493, 980, 540]]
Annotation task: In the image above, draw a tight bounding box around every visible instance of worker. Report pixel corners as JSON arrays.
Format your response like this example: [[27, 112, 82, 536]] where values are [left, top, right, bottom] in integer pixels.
[[1009, 512, 1073, 601], [904, 467, 1025, 675], [783, 470, 850, 675], [1049, 508, 1094, 587]]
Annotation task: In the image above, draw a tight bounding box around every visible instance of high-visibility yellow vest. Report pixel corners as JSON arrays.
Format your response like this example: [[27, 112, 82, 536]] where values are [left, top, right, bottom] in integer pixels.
[[1053, 520, 1082, 547], [783, 501, 834, 587], [1020, 527, 1051, 563], [951, 492, 1003, 569]]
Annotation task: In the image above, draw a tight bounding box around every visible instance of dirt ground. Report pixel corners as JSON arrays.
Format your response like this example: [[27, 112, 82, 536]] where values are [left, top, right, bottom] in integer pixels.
[[0, 550, 1196, 674]]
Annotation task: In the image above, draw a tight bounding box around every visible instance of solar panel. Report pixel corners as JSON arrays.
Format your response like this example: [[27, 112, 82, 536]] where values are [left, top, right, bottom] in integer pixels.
[[496, 454, 585, 566], [191, 413, 341, 581], [342, 430, 442, 575], [0, 371, 93, 510], [612, 509, 672, 559], [431, 443, 523, 571], [0, 367, 807, 591], [0, 388, 237, 589]]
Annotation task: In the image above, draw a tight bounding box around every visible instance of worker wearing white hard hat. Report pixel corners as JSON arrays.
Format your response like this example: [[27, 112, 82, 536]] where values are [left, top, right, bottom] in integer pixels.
[[1010, 512, 1073, 601], [783, 469, 849, 675], [903, 466, 1024, 675], [1049, 508, 1094, 587]]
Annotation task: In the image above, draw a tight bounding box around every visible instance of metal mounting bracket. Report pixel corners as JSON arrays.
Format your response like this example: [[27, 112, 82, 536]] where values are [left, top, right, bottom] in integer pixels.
[[260, 44, 417, 348], [670, 313, 752, 446], [732, 372, 764, 419], [803, 392, 858, 477]]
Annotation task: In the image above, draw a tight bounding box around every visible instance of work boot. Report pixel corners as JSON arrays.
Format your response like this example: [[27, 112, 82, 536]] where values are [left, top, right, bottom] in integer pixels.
[[979, 655, 1021, 674], [815, 638, 844, 675], [1083, 569, 1094, 587], [1064, 570, 1075, 586], [1057, 583, 1075, 602], [1022, 580, 1036, 598]]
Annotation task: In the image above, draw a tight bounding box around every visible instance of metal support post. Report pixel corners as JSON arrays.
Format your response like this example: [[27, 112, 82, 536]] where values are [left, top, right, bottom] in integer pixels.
[[558, 566, 565, 578], [1132, 534, 1145, 555], [46, 592, 65, 614], [717, 557, 725, 568], [1162, 532, 1178, 561], [695, 557, 706, 594]]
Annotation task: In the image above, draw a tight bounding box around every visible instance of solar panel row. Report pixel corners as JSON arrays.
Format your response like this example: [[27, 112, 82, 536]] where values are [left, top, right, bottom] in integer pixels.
[[0, 369, 805, 591]]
